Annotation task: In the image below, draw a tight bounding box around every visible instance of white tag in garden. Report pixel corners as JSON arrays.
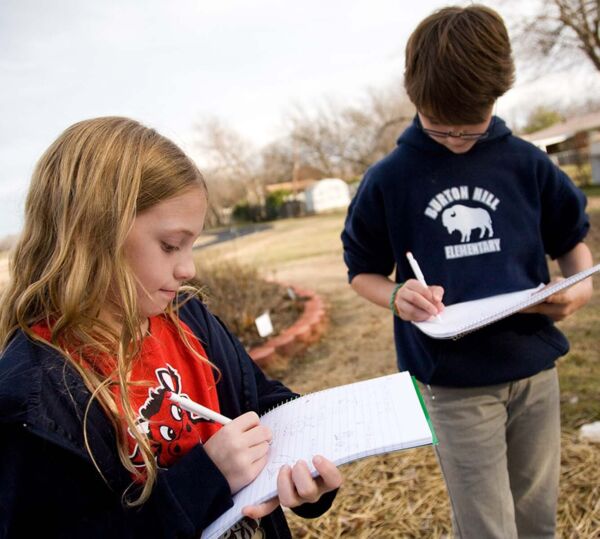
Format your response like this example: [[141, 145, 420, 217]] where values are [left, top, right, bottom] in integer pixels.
[[255, 312, 274, 337], [579, 421, 600, 443]]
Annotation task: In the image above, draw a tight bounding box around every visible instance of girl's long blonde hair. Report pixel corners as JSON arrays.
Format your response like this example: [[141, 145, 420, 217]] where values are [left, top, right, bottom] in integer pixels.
[[0, 116, 208, 505]]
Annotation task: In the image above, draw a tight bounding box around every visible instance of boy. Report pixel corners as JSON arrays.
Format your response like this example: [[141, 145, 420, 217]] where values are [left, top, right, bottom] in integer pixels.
[[341, 5, 594, 539]]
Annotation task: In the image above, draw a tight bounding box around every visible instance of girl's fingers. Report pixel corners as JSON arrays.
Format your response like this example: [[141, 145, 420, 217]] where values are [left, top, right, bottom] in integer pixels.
[[242, 497, 280, 520], [277, 464, 301, 507], [277, 457, 343, 508], [247, 441, 271, 464], [230, 411, 261, 432], [243, 424, 273, 447], [290, 460, 320, 503], [312, 455, 343, 490]]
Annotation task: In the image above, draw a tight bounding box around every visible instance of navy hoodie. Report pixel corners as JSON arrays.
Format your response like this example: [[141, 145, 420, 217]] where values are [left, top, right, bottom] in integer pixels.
[[0, 297, 335, 538], [342, 116, 589, 387]]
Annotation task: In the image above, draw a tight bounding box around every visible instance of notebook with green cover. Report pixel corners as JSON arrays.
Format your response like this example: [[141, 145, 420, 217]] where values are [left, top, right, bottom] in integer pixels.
[[202, 371, 435, 539]]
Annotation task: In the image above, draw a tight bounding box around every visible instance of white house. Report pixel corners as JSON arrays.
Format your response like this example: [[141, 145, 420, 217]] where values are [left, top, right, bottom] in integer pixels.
[[304, 178, 351, 213], [521, 111, 600, 151], [522, 111, 600, 185]]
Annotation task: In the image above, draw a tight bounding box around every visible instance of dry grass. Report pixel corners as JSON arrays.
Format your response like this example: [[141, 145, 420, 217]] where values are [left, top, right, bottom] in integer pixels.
[[558, 432, 600, 538], [197, 206, 600, 538], [196, 211, 346, 274], [285, 430, 600, 539], [286, 450, 450, 538]]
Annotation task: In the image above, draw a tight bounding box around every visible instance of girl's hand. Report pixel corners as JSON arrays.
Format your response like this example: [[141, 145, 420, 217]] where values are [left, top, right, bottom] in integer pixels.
[[523, 277, 593, 321], [241, 455, 343, 519], [394, 279, 444, 322], [203, 412, 272, 494]]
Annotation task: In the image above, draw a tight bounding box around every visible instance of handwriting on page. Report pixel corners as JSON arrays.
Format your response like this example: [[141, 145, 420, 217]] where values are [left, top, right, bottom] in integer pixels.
[[262, 391, 392, 479]]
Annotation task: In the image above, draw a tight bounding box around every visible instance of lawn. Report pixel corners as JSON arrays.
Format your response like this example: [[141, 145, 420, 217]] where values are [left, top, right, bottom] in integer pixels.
[[196, 203, 600, 538]]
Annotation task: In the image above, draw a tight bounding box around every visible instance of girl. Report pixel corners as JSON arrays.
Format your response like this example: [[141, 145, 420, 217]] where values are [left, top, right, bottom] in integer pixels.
[[0, 117, 341, 538]]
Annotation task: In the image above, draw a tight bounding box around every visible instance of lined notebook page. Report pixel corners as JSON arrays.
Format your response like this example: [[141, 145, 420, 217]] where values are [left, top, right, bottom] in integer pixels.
[[202, 372, 434, 539], [414, 263, 600, 339]]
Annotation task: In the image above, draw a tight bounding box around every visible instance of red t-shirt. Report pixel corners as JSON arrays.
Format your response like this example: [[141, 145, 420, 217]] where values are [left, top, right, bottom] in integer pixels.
[[31, 315, 222, 470]]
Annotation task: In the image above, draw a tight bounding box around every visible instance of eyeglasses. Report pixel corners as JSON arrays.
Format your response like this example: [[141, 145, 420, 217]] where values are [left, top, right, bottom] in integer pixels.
[[417, 116, 494, 141]]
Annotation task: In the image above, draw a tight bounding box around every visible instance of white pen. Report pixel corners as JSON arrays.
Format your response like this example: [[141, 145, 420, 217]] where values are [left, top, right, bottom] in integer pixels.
[[406, 251, 427, 285], [406, 251, 442, 321], [168, 392, 232, 425]]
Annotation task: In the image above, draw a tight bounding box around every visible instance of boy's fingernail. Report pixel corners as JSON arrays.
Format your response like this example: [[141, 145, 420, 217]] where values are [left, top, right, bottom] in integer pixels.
[[313, 455, 323, 465]]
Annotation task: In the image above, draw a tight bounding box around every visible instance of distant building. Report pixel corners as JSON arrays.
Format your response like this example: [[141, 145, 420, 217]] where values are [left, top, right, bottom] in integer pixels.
[[522, 111, 600, 184], [304, 178, 351, 213], [264, 179, 314, 217], [264, 179, 316, 195], [264, 177, 351, 215]]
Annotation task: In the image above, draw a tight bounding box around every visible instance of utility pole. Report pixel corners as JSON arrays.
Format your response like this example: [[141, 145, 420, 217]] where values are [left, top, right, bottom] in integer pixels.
[[292, 140, 300, 216]]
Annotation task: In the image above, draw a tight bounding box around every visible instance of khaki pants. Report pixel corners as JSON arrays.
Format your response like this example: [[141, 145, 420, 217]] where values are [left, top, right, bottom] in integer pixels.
[[420, 367, 560, 539]]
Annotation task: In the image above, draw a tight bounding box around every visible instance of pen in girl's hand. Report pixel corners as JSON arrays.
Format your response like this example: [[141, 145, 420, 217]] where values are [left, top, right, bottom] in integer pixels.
[[168, 392, 232, 425]]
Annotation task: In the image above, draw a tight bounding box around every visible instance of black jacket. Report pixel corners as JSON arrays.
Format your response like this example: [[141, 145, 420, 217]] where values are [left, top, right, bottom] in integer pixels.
[[0, 297, 335, 538]]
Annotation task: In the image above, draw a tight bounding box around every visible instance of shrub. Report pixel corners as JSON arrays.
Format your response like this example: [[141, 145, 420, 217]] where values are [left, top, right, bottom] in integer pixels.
[[232, 201, 264, 223], [191, 260, 302, 349], [560, 163, 592, 187], [265, 189, 292, 220]]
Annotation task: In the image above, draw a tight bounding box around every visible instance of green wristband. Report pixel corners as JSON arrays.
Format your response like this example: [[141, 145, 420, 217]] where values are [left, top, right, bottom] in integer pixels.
[[389, 282, 404, 317]]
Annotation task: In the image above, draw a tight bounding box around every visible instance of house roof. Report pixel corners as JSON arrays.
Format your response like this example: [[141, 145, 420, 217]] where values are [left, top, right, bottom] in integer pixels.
[[522, 110, 600, 148], [265, 179, 316, 193]]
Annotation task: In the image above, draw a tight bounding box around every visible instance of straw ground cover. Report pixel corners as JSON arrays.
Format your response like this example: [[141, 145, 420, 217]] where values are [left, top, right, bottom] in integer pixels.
[[196, 204, 600, 538]]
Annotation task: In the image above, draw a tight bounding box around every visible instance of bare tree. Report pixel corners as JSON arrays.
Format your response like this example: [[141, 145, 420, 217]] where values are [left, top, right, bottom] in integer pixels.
[[194, 82, 415, 224], [286, 83, 414, 179], [195, 118, 267, 225], [521, 105, 564, 133], [259, 140, 295, 185], [506, 0, 600, 72], [0, 234, 18, 252]]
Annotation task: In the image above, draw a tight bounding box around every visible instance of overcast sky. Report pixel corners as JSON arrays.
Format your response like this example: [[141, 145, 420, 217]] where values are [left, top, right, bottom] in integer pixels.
[[2, 0, 600, 236]]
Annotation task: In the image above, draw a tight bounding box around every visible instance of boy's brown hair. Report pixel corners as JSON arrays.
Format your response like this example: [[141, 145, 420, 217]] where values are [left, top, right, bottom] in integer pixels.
[[404, 5, 515, 125]]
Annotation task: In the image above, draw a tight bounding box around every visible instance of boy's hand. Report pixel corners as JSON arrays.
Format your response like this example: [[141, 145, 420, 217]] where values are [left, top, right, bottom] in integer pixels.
[[394, 279, 445, 321], [524, 277, 593, 321], [203, 411, 272, 494], [242, 455, 343, 519]]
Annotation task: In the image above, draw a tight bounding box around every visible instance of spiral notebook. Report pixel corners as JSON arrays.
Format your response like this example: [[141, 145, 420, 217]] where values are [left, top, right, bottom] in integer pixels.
[[413, 263, 600, 340], [201, 372, 435, 539]]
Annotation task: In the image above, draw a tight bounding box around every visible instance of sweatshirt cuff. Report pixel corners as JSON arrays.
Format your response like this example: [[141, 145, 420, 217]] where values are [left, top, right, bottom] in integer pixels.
[[155, 443, 233, 534], [291, 488, 338, 519]]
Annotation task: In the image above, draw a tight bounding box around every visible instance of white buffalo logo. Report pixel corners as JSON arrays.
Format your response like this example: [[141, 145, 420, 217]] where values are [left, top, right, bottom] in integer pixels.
[[441, 204, 493, 242]]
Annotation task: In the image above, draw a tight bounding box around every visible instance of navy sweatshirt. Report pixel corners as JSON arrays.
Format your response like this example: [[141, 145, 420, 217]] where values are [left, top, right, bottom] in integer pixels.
[[342, 116, 589, 387], [0, 297, 335, 538]]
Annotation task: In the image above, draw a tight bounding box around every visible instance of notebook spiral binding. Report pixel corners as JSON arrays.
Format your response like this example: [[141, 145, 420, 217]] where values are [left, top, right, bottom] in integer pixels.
[[260, 375, 399, 416], [260, 394, 301, 417]]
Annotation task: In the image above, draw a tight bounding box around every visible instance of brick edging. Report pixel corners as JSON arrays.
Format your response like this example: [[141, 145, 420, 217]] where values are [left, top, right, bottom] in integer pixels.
[[249, 285, 328, 369]]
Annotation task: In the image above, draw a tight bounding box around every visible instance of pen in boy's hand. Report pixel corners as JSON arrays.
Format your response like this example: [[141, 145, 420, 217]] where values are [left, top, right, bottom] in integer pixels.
[[406, 251, 442, 321], [168, 392, 232, 425], [406, 251, 427, 285]]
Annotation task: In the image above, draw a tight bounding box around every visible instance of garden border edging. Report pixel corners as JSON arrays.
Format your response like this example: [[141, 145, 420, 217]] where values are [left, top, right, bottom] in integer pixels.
[[249, 285, 327, 369]]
